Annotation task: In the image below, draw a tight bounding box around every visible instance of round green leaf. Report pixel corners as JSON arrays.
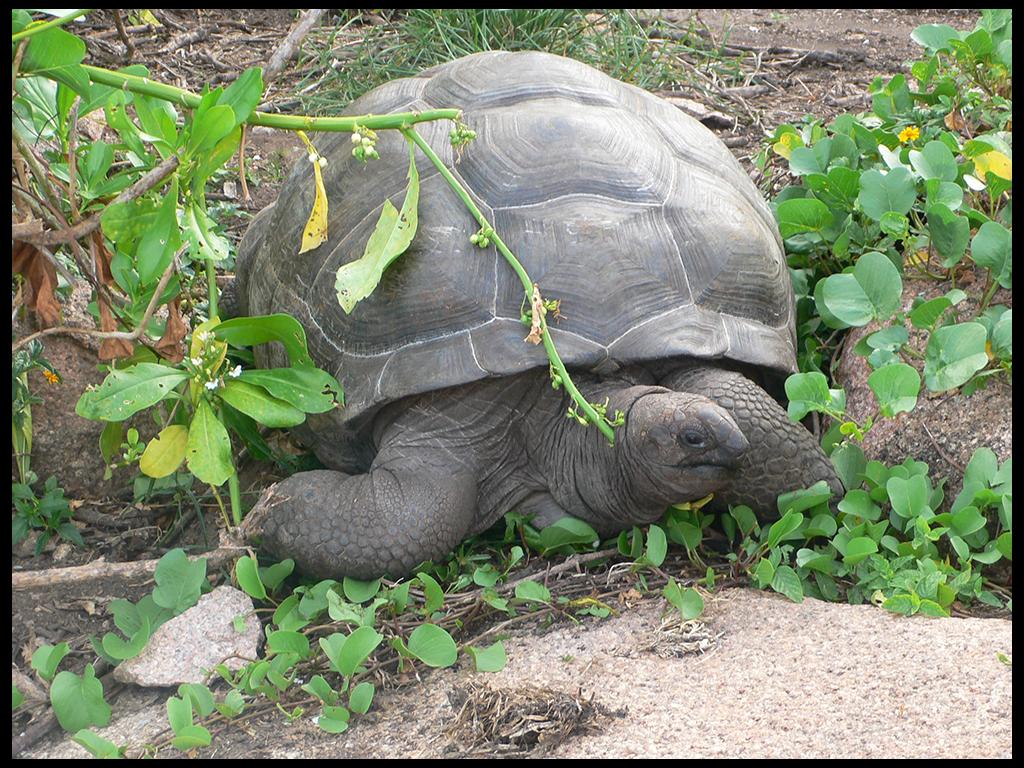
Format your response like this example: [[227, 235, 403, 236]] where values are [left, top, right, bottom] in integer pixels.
[[336, 626, 383, 678], [909, 140, 959, 181], [266, 629, 310, 658], [971, 221, 1011, 289], [318, 705, 350, 733], [678, 586, 705, 619], [776, 197, 832, 238], [467, 641, 508, 673], [645, 524, 667, 567], [837, 489, 882, 522], [50, 665, 111, 734], [926, 204, 970, 265], [817, 274, 871, 328], [785, 373, 846, 425], [886, 475, 930, 520], [348, 681, 376, 714], [538, 517, 600, 554], [770, 564, 804, 602], [514, 580, 552, 605], [858, 167, 917, 221], [924, 322, 989, 391], [842, 536, 878, 566], [342, 577, 381, 604], [407, 624, 457, 668], [853, 251, 902, 321], [235, 555, 267, 600], [868, 363, 921, 417], [911, 23, 961, 52]]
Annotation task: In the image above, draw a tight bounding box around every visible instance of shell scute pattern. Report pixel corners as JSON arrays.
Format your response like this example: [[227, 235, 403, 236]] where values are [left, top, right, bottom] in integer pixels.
[[238, 51, 795, 441]]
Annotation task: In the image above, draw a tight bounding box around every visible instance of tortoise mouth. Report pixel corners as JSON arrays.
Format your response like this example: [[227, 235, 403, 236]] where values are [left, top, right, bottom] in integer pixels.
[[675, 460, 737, 473]]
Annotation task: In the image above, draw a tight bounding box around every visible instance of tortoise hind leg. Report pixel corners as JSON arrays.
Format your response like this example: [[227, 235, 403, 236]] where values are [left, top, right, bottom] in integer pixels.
[[660, 364, 843, 516], [247, 453, 478, 581]]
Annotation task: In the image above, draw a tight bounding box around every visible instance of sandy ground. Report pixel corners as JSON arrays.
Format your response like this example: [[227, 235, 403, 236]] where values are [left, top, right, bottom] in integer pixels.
[[24, 589, 1012, 759]]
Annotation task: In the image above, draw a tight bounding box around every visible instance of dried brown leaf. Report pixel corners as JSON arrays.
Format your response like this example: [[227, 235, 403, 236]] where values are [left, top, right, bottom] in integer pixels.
[[154, 296, 187, 363], [12, 240, 62, 328]]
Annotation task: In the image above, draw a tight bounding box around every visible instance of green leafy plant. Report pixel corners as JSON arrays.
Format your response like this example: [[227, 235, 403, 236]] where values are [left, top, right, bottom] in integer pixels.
[[731, 446, 1011, 613], [12, 474, 81, 554], [762, 12, 1011, 400], [11, 339, 60, 486]]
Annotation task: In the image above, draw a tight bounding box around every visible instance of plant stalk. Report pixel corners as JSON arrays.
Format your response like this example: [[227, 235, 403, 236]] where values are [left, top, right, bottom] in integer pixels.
[[80, 65, 460, 133], [11, 8, 94, 41], [228, 473, 242, 527], [206, 258, 219, 319], [403, 127, 616, 444]]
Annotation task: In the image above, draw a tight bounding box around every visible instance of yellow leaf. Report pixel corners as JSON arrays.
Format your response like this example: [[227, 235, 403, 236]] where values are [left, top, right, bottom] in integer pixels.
[[974, 151, 1012, 181], [300, 156, 329, 253], [905, 249, 930, 268], [773, 132, 802, 160], [140, 425, 189, 478]]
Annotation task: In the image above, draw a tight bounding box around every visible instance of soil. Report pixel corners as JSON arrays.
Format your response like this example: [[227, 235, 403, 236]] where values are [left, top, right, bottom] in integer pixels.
[[12, 8, 1010, 760]]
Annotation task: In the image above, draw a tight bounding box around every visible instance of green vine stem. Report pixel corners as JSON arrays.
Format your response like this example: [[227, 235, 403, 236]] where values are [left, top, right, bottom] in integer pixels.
[[11, 8, 93, 42], [228, 473, 242, 527], [206, 258, 219, 319], [402, 126, 617, 444], [81, 65, 460, 133]]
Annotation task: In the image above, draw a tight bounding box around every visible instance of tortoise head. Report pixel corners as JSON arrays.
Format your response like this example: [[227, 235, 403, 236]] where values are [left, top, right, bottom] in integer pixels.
[[623, 389, 749, 506]]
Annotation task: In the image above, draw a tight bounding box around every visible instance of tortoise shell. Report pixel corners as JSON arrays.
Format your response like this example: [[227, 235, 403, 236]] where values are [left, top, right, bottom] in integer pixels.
[[236, 51, 795, 467]]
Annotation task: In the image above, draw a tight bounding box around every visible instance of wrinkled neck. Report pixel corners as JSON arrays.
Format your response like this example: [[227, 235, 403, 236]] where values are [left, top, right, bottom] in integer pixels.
[[530, 380, 678, 533]]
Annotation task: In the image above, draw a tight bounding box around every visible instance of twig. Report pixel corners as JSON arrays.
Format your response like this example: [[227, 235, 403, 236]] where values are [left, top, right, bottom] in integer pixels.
[[159, 27, 209, 54], [11, 246, 183, 353], [15, 153, 180, 247], [11, 38, 28, 96], [67, 99, 81, 222], [922, 423, 966, 474], [264, 9, 327, 85], [11, 545, 243, 591], [112, 10, 136, 60], [238, 125, 250, 203]]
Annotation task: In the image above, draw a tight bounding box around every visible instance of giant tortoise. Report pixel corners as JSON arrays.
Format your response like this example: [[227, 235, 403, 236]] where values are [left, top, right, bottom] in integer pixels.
[[234, 51, 842, 579]]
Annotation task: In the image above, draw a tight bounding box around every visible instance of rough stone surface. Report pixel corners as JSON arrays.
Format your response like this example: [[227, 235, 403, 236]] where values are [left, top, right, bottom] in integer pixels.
[[30, 589, 1012, 758], [112, 586, 260, 687]]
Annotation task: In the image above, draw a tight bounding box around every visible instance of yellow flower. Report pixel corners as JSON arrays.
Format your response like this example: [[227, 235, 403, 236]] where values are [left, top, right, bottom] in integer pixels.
[[43, 369, 60, 385], [898, 125, 921, 143]]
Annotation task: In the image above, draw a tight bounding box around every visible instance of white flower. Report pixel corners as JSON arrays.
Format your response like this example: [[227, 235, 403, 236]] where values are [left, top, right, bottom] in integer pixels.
[[228, 365, 242, 378], [190, 357, 202, 366], [318, 156, 328, 168], [204, 380, 220, 391], [307, 152, 318, 163]]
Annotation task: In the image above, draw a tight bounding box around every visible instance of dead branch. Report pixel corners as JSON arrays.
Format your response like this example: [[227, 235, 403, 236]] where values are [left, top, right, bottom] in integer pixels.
[[264, 9, 327, 84], [11, 546, 243, 591], [14, 153, 180, 247]]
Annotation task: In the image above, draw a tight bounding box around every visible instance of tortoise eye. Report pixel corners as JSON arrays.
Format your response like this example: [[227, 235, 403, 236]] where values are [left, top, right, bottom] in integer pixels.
[[680, 430, 706, 449]]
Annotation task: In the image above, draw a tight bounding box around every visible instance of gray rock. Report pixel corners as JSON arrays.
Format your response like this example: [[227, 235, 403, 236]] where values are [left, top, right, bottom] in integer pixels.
[[113, 586, 260, 687]]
